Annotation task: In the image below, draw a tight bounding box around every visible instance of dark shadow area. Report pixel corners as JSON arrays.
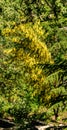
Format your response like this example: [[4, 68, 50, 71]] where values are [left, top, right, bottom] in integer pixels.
[[0, 118, 15, 128]]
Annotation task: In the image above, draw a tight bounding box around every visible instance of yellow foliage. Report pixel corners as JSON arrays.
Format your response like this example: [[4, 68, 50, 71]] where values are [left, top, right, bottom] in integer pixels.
[[2, 21, 53, 95], [4, 48, 13, 54], [4, 48, 16, 54], [12, 37, 20, 43]]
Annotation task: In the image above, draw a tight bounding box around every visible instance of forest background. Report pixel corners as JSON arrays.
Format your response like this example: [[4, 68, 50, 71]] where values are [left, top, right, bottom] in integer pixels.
[[0, 0, 67, 129]]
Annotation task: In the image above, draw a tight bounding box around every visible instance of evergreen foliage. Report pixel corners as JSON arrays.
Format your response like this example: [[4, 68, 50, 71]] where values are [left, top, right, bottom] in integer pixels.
[[0, 0, 67, 127]]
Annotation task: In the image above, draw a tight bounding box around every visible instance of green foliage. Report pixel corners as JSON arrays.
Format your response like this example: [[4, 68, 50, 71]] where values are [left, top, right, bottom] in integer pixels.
[[0, 0, 67, 126]]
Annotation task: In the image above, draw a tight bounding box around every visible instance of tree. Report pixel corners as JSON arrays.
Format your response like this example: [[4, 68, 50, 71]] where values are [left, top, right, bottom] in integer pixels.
[[0, 3, 52, 121], [36, 0, 67, 120], [0, 0, 67, 124]]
